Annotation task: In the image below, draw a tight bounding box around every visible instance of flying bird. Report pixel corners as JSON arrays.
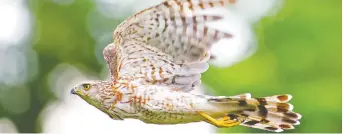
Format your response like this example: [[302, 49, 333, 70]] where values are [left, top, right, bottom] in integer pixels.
[[71, 0, 301, 132]]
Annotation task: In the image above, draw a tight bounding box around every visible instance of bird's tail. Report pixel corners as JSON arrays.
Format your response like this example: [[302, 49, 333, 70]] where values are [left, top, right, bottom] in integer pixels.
[[207, 93, 302, 132]]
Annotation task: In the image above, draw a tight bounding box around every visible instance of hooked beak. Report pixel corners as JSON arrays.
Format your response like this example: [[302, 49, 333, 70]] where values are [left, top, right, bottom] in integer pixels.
[[70, 88, 77, 95]]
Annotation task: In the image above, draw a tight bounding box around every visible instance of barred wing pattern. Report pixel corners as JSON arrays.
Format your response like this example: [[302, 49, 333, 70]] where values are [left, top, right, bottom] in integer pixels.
[[104, 0, 240, 92], [103, 41, 207, 92]]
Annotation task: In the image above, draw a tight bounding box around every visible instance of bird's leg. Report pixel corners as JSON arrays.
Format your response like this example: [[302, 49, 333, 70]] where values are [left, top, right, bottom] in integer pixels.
[[197, 112, 242, 128]]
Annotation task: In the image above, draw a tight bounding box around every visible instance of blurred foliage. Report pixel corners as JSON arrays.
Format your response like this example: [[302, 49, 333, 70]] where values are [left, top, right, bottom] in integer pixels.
[[0, 0, 341, 133]]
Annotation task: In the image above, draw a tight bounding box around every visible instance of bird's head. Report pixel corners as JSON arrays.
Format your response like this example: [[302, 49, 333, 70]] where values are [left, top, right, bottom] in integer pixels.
[[70, 81, 123, 119], [70, 81, 112, 100]]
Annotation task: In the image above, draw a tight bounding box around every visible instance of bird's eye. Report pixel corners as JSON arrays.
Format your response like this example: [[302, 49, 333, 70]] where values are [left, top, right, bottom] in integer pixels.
[[83, 84, 91, 91]]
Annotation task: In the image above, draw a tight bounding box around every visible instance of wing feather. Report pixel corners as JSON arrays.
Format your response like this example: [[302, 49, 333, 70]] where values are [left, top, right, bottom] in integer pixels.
[[104, 0, 245, 92]]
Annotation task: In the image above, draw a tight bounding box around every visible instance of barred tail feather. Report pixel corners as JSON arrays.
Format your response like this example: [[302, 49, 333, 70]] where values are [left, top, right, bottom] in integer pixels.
[[241, 94, 301, 132], [208, 94, 302, 132]]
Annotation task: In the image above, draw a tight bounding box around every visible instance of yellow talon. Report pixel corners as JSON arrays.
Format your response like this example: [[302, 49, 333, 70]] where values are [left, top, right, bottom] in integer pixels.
[[221, 116, 229, 121], [198, 112, 242, 128]]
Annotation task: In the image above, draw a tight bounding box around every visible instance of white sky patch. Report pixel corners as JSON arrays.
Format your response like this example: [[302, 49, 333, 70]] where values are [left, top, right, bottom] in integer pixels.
[[231, 0, 284, 23], [0, 47, 28, 85], [0, 0, 34, 86], [0, 0, 31, 46], [204, 9, 257, 68], [0, 118, 18, 133], [41, 66, 214, 134]]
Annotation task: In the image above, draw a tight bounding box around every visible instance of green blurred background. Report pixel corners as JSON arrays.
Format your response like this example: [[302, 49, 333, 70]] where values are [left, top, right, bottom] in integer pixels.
[[0, 0, 341, 133]]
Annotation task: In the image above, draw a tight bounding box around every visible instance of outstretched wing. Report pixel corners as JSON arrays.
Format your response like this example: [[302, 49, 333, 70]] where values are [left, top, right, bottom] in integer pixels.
[[103, 0, 248, 92], [103, 41, 208, 92]]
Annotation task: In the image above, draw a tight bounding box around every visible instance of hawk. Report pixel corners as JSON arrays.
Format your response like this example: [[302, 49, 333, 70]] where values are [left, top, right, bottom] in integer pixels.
[[71, 0, 301, 132]]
